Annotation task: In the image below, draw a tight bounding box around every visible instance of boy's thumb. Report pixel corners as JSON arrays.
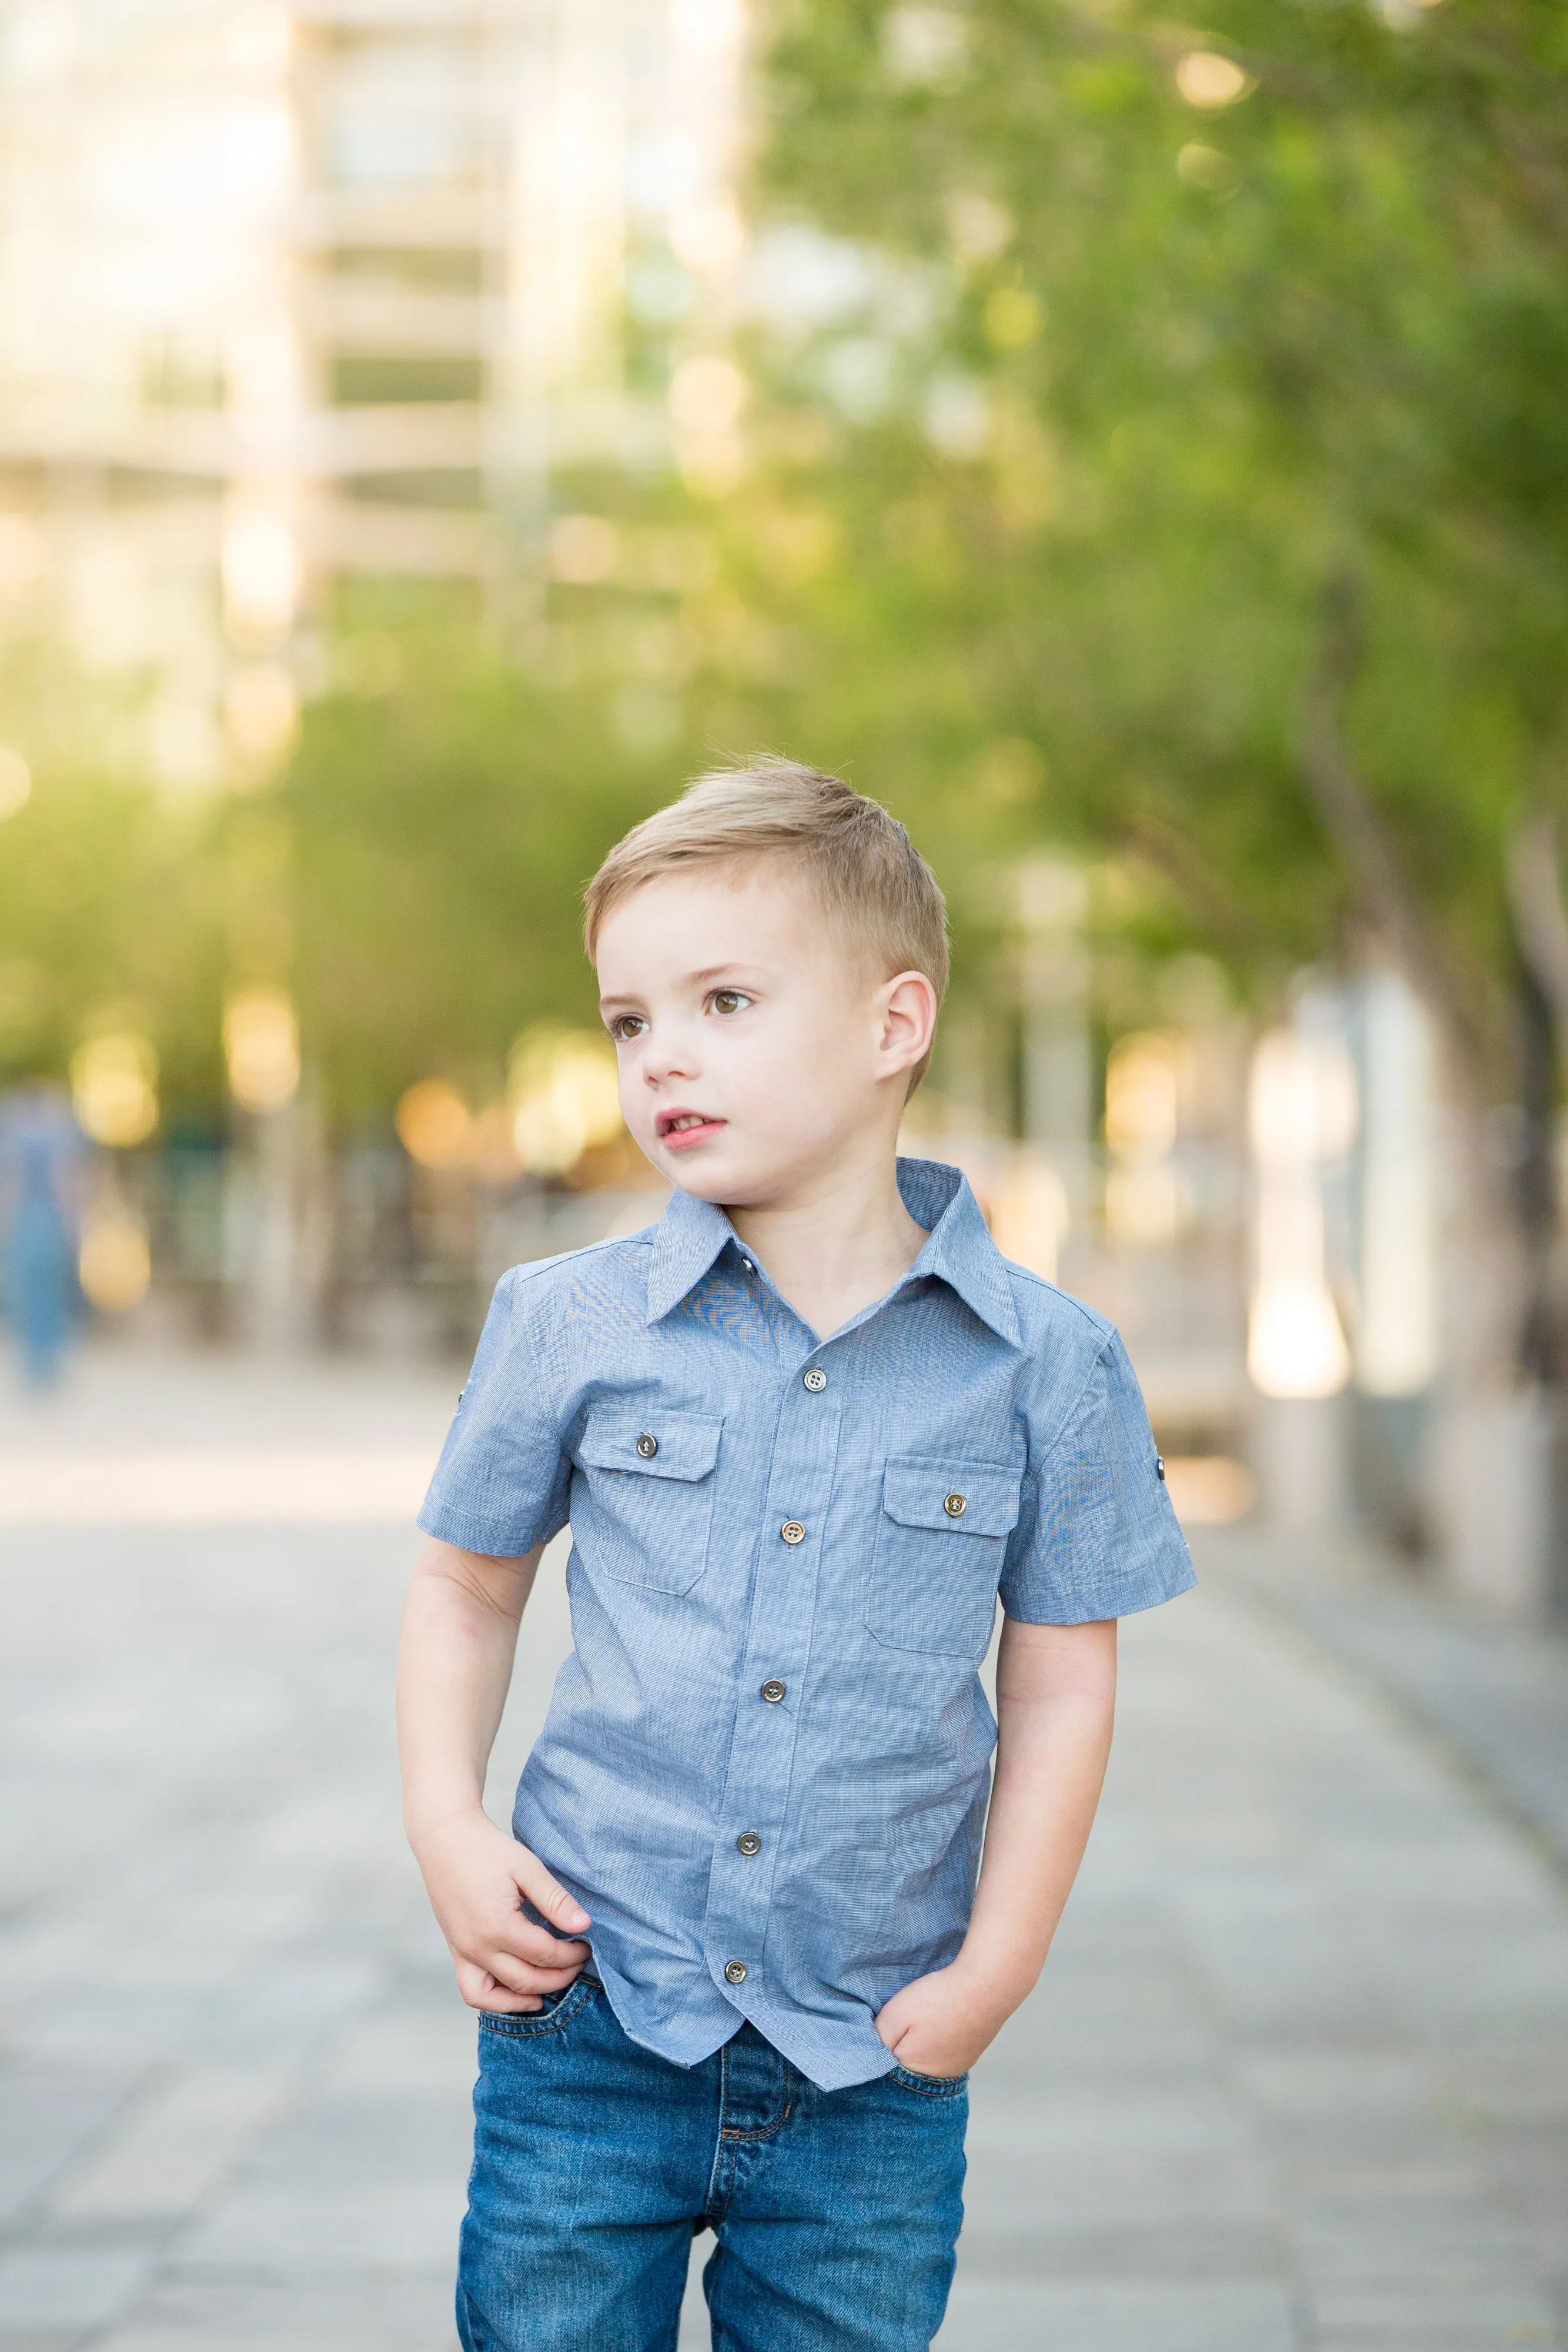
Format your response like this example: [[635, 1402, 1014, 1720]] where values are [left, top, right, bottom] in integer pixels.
[[517, 1855, 591, 1934]]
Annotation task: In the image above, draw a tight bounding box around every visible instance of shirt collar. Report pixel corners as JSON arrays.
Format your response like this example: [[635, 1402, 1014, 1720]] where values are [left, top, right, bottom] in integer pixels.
[[643, 1156, 1022, 1349], [893, 1157, 1022, 1348], [643, 1187, 738, 1327]]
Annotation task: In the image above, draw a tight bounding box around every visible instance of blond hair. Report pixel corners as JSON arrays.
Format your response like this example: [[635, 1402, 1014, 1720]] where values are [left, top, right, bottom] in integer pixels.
[[585, 757, 948, 1085]]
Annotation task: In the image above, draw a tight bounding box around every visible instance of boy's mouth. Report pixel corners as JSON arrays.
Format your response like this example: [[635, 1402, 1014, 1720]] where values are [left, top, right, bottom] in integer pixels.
[[656, 1109, 726, 1151]]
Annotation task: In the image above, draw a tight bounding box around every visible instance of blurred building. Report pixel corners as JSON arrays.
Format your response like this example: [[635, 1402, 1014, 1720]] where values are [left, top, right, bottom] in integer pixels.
[[0, 0, 747, 784]]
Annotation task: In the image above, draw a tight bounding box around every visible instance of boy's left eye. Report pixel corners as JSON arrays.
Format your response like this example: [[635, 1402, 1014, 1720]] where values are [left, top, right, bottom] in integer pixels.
[[710, 990, 750, 1017]]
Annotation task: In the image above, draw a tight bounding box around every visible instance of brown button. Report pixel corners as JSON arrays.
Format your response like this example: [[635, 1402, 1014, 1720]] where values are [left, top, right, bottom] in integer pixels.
[[760, 1679, 786, 1703], [724, 1959, 748, 1984], [780, 1521, 805, 1545], [944, 1492, 967, 1518], [803, 1367, 827, 1392], [636, 1433, 658, 1459], [736, 1832, 761, 1857]]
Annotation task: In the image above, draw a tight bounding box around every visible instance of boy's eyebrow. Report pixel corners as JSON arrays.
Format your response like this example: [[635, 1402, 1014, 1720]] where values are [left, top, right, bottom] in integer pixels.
[[599, 963, 767, 1011]]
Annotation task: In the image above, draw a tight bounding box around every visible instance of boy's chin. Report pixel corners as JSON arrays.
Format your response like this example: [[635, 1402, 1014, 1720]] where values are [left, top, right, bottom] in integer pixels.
[[657, 1141, 773, 1207], [662, 1157, 742, 1202]]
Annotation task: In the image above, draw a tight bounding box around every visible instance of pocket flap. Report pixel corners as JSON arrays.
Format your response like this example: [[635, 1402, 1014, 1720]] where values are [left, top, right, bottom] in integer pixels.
[[881, 1456, 1021, 1538], [580, 1408, 723, 1484]]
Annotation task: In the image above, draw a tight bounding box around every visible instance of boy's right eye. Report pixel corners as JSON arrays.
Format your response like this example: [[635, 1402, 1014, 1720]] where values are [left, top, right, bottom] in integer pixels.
[[607, 1014, 647, 1043]]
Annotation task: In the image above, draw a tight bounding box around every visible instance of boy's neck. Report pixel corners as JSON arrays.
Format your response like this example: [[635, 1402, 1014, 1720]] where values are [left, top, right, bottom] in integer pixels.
[[723, 1147, 930, 1343]]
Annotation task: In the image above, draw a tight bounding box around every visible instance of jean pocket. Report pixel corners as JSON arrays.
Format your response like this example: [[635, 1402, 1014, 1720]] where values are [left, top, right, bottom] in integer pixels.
[[891, 2062, 969, 2098], [574, 1408, 724, 1594], [865, 1456, 1021, 1657], [478, 1973, 599, 2040]]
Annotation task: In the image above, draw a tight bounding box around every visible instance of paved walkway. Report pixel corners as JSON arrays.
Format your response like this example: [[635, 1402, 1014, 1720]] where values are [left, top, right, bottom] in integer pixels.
[[1, 1347, 1566, 2351]]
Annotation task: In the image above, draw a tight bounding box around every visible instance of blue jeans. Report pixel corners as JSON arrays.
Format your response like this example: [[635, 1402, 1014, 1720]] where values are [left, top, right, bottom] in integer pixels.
[[457, 1975, 967, 2352]]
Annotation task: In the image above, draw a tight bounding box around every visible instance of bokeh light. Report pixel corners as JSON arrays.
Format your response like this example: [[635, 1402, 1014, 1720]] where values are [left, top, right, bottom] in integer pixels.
[[1175, 52, 1252, 109], [1247, 1028, 1356, 1400], [1105, 1033, 1180, 1158], [395, 1080, 474, 1171], [509, 1026, 623, 1176], [989, 1147, 1069, 1282], [1104, 1033, 1192, 1248], [78, 1209, 152, 1311], [223, 986, 299, 1112], [70, 1032, 159, 1147], [221, 497, 299, 644], [1249, 1030, 1357, 1165], [1176, 143, 1240, 196]]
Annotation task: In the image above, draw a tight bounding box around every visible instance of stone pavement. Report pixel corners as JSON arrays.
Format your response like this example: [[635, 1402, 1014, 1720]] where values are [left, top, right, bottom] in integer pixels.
[[1208, 1526, 1568, 1874], [1, 1345, 1566, 2351]]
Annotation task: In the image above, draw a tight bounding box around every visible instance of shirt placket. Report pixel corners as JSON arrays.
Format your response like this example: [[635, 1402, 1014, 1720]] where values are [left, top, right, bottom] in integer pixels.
[[701, 1330, 844, 2011]]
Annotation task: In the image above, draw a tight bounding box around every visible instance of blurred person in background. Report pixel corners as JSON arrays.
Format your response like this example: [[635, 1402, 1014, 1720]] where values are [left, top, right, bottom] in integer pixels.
[[0, 1078, 86, 1388]]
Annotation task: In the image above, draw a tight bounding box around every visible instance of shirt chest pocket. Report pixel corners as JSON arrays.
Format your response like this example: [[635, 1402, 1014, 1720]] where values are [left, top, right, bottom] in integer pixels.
[[574, 1409, 724, 1595], [867, 1456, 1022, 1659]]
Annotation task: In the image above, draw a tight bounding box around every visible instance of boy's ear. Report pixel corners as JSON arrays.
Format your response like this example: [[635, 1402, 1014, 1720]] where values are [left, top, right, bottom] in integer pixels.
[[878, 970, 940, 1074]]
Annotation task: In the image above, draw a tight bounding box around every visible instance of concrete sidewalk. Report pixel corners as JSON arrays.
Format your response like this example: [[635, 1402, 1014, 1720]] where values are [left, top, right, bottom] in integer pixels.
[[1205, 1524, 1568, 1875], [1, 1348, 1565, 2350]]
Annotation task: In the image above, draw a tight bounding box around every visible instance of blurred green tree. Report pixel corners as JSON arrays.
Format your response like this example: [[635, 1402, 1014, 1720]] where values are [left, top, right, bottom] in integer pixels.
[[0, 754, 226, 1120], [280, 623, 677, 1127], [711, 0, 1568, 1090]]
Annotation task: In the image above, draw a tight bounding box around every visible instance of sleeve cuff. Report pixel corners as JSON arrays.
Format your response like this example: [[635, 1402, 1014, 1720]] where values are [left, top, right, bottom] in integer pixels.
[[416, 1494, 563, 1559], [1001, 1546, 1197, 1625]]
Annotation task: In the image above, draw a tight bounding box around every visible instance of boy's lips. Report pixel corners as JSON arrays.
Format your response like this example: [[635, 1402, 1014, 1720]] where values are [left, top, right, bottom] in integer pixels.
[[656, 1110, 727, 1151]]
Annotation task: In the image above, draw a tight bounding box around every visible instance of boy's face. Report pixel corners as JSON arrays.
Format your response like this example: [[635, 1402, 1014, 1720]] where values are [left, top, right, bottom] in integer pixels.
[[596, 864, 928, 1207]]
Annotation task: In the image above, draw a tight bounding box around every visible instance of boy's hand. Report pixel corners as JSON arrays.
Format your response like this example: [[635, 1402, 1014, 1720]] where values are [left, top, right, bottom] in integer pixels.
[[873, 1962, 1012, 2080], [412, 1809, 592, 2014]]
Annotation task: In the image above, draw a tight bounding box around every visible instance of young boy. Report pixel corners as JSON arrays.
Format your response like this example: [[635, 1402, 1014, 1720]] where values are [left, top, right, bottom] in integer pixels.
[[399, 759, 1193, 2352]]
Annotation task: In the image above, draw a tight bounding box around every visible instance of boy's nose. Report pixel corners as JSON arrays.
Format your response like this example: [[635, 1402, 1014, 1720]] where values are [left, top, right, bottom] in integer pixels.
[[643, 1039, 699, 1085]]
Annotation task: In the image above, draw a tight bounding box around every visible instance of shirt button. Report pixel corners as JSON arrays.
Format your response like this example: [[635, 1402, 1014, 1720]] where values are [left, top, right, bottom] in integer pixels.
[[803, 1367, 827, 1392], [760, 1679, 786, 1703], [736, 1831, 761, 1856], [724, 1959, 748, 1984], [741, 1258, 755, 1273], [944, 1492, 967, 1518], [636, 1433, 658, 1459], [780, 1521, 805, 1546], [1156, 1455, 1166, 1481]]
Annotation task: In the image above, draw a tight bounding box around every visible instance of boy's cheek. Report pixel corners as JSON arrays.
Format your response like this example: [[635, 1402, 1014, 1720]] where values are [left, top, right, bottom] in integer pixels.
[[620, 1098, 661, 1156]]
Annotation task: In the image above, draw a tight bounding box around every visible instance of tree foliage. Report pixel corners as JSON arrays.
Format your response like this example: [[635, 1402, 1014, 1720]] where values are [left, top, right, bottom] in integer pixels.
[[278, 623, 678, 1127], [6, 2, 1567, 1129], [708, 0, 1568, 1082]]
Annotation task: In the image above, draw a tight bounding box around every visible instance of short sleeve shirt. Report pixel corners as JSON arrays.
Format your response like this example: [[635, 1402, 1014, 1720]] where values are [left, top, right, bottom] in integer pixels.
[[419, 1157, 1193, 2090]]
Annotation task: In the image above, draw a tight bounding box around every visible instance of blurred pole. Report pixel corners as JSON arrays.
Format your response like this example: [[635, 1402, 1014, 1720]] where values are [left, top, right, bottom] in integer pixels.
[[493, 0, 628, 636], [1351, 970, 1439, 1552], [1499, 817, 1568, 1619], [1246, 995, 1356, 1534], [222, 988, 327, 1351], [487, 0, 552, 632], [244, 1101, 302, 1351], [225, 1095, 331, 1354], [1015, 860, 1091, 1230], [1514, 950, 1568, 1622]]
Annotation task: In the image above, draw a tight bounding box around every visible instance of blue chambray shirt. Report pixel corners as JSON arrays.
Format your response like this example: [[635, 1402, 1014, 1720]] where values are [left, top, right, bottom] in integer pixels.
[[419, 1157, 1193, 2091]]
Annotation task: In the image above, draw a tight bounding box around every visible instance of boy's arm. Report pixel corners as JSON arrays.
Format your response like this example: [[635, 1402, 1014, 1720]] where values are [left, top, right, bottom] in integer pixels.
[[874, 1615, 1117, 2077], [397, 1535, 591, 2013]]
